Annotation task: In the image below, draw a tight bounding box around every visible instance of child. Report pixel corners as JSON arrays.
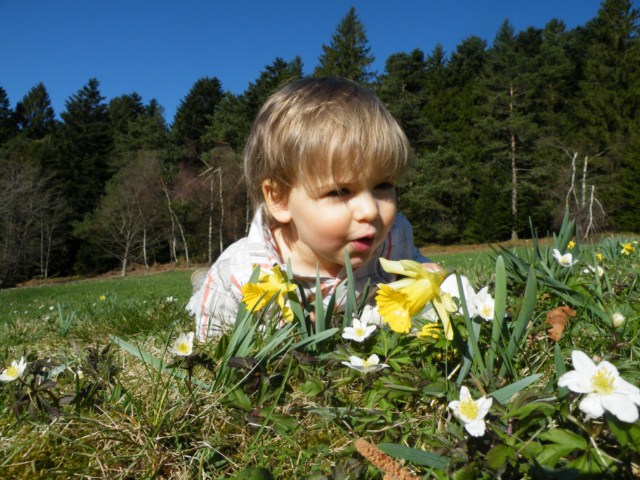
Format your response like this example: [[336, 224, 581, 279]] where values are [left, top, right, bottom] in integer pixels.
[[188, 77, 438, 340]]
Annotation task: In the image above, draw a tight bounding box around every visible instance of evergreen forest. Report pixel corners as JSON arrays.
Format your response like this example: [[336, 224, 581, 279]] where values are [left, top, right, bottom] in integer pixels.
[[1, 0, 639, 288]]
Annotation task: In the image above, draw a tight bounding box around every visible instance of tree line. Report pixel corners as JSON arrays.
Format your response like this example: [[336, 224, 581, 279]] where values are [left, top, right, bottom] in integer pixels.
[[1, 0, 639, 288]]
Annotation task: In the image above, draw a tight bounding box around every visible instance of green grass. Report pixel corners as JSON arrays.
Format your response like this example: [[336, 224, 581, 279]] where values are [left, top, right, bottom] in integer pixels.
[[0, 269, 195, 350], [1, 235, 639, 479], [0, 269, 193, 321]]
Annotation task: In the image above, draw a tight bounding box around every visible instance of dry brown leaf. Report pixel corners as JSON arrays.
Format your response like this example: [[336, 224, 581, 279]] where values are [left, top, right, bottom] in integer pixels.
[[546, 306, 577, 342]]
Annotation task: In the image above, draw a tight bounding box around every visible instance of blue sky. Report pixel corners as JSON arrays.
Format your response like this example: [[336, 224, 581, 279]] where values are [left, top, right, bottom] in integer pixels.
[[1, 0, 605, 124]]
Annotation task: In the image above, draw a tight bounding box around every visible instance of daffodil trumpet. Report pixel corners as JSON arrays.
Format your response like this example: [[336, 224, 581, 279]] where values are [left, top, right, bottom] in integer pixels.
[[241, 265, 297, 322], [375, 258, 456, 339]]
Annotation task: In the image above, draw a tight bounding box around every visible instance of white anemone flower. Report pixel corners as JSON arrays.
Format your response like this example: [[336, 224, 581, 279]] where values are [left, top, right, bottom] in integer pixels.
[[169, 332, 195, 357], [342, 317, 377, 342], [558, 350, 640, 423], [358, 304, 383, 326], [341, 354, 388, 374], [473, 286, 495, 321], [583, 265, 604, 277], [448, 386, 493, 437], [611, 312, 626, 328], [0, 357, 27, 382], [553, 249, 577, 267]]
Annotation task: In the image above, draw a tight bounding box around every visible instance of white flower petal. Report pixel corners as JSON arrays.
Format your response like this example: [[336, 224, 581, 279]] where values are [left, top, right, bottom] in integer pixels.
[[464, 419, 487, 437], [579, 393, 605, 420], [459, 386, 472, 401], [558, 370, 593, 393], [601, 394, 640, 423], [571, 350, 596, 375], [476, 396, 493, 418]]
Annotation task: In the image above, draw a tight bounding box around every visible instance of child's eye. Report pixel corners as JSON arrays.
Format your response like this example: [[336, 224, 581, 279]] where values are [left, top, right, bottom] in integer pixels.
[[324, 187, 351, 197], [374, 182, 395, 191]]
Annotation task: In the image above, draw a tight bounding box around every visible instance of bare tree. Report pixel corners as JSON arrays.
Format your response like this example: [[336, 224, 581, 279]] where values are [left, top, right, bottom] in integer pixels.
[[0, 159, 66, 286], [561, 146, 606, 239], [74, 153, 164, 276]]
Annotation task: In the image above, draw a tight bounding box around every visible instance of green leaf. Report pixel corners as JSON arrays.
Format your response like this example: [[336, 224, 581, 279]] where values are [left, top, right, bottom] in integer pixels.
[[486, 255, 506, 383], [489, 374, 542, 405], [486, 444, 517, 470], [606, 414, 640, 448], [377, 443, 450, 469], [300, 378, 325, 397], [540, 429, 588, 450], [291, 328, 339, 350], [504, 401, 556, 419]]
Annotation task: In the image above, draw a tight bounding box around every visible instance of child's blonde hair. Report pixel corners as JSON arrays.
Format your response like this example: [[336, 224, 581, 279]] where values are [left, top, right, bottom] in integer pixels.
[[243, 77, 412, 214]]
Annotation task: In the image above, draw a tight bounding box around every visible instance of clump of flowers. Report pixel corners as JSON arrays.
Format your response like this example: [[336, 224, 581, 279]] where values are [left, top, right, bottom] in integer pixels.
[[241, 265, 297, 322], [342, 354, 388, 374], [558, 350, 640, 423], [553, 249, 577, 267], [0, 357, 27, 382], [375, 258, 455, 339], [448, 386, 493, 437], [567, 240, 576, 249]]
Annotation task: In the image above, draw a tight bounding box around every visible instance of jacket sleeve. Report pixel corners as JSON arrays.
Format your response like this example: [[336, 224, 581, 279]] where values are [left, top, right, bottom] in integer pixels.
[[186, 243, 248, 341]]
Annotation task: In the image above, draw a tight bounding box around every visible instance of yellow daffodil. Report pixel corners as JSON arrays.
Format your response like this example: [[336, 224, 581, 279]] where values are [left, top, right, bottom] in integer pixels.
[[376, 258, 456, 339], [621, 242, 636, 256], [241, 265, 296, 322], [567, 240, 576, 249]]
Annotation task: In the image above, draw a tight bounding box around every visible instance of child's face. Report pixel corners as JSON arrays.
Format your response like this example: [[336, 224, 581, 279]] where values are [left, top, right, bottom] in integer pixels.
[[268, 174, 397, 277]]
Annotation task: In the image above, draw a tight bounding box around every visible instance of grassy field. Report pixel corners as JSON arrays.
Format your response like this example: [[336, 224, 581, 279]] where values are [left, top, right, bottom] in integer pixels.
[[1, 229, 639, 479]]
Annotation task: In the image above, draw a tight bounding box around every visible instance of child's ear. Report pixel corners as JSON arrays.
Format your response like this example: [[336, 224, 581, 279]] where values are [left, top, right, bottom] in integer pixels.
[[262, 180, 291, 224]]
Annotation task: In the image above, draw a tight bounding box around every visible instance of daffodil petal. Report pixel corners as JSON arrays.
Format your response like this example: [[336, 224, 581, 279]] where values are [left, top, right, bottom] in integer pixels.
[[433, 297, 454, 340]]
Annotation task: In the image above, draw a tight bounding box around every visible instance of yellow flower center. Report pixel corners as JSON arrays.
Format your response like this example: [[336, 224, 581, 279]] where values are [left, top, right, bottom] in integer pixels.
[[459, 397, 478, 420], [354, 327, 366, 337], [4, 365, 19, 379], [176, 343, 191, 355], [479, 305, 493, 318], [592, 368, 615, 395]]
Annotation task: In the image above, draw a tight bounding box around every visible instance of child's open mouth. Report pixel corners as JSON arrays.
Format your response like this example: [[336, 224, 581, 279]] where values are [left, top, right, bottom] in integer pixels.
[[351, 237, 374, 253]]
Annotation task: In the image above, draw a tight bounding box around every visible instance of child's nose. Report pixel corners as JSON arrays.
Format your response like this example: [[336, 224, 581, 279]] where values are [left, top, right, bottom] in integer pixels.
[[353, 192, 379, 221]]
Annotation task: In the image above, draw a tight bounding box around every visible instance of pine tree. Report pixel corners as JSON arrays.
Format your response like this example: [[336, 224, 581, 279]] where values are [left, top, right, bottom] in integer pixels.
[[0, 87, 17, 145], [376, 49, 429, 148], [476, 21, 543, 239], [14, 83, 57, 139], [203, 57, 303, 151], [314, 7, 375, 83], [172, 77, 224, 158], [571, 0, 640, 229], [56, 78, 113, 220], [108, 92, 145, 136]]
